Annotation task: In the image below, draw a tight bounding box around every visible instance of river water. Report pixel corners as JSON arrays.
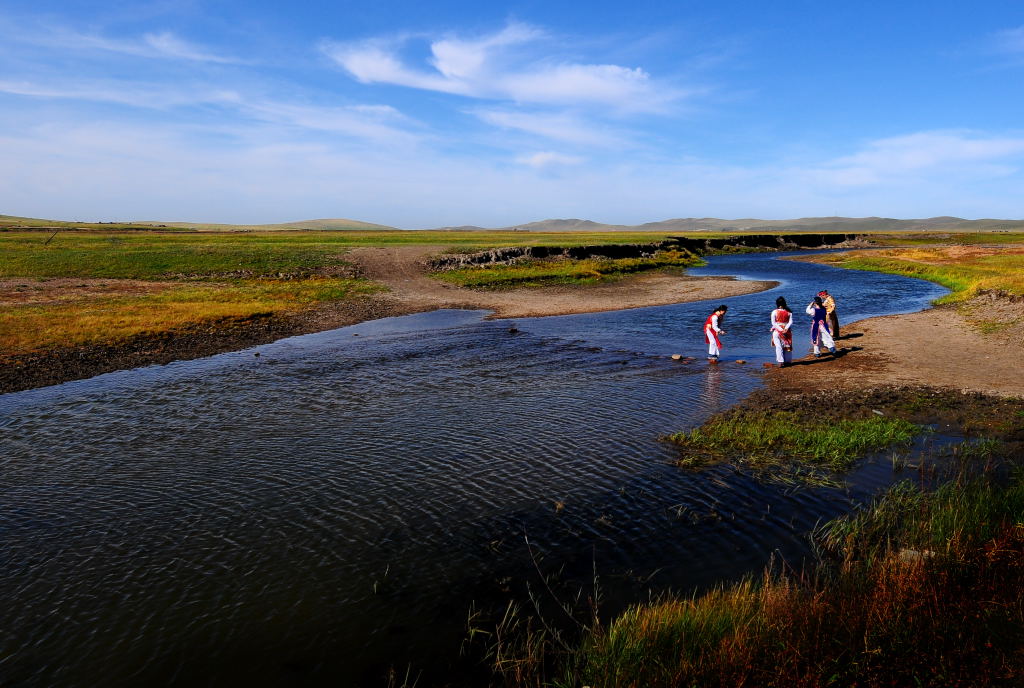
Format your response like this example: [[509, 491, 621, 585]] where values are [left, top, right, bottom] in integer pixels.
[[0, 252, 947, 687]]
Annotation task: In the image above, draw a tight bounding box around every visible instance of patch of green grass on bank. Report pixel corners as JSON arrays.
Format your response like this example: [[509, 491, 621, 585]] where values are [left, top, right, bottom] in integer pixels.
[[0, 278, 382, 355], [869, 231, 1024, 246], [668, 409, 919, 473], [432, 251, 704, 289], [552, 465, 1024, 688]]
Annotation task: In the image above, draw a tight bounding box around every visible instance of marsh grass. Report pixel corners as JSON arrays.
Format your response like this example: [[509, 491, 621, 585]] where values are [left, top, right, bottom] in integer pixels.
[[549, 461, 1024, 688], [669, 410, 919, 473], [432, 252, 703, 289]]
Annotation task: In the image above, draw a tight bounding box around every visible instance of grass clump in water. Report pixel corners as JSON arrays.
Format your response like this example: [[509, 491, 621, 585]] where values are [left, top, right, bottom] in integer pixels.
[[669, 409, 919, 473], [432, 251, 703, 290]]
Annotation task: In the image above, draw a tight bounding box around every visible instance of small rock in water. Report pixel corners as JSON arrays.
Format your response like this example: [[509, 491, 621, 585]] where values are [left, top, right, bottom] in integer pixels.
[[254, 352, 260, 357], [671, 354, 683, 360], [508, 327, 519, 334]]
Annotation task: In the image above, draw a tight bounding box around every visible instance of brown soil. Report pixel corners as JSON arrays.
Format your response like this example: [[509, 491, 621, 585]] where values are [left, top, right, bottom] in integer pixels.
[[0, 245, 774, 394], [765, 294, 1024, 398]]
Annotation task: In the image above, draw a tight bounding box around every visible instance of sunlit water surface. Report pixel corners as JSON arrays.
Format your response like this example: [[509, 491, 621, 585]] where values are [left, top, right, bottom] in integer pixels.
[[0, 252, 948, 686]]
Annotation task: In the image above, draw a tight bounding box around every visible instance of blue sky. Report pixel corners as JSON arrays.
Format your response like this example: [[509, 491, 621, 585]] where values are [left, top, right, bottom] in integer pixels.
[[2, 1, 1023, 228]]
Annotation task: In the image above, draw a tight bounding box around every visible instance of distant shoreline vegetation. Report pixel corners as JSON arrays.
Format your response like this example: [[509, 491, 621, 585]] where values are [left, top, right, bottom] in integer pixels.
[[432, 251, 704, 289]]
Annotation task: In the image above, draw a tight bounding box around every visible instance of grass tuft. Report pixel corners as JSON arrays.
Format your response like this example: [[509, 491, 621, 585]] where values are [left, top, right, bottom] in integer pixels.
[[669, 410, 919, 473]]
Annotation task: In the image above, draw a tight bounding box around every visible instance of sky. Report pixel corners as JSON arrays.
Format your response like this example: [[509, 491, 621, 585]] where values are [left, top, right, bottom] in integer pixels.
[[1, 1, 1023, 228]]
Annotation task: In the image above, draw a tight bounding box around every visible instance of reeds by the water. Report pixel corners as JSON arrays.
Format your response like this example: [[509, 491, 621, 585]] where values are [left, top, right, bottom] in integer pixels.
[[540, 462, 1024, 688]]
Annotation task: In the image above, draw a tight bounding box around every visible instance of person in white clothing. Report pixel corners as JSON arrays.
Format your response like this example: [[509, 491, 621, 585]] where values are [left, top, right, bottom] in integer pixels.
[[770, 296, 793, 366], [703, 304, 728, 362], [806, 296, 836, 357]]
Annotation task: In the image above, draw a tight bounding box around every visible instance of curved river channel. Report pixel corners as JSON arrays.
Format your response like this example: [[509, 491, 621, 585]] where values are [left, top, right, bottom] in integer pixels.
[[0, 252, 948, 687]]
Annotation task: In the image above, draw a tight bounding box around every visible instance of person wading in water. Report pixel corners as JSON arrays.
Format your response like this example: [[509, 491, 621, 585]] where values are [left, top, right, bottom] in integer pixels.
[[704, 304, 728, 363], [770, 297, 794, 367]]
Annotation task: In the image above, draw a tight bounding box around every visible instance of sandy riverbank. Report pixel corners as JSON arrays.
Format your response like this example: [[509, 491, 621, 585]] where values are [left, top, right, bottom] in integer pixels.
[[764, 293, 1024, 398]]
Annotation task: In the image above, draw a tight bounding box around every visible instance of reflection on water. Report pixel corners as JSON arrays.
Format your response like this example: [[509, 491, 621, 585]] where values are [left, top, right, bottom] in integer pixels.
[[0, 252, 948, 686]]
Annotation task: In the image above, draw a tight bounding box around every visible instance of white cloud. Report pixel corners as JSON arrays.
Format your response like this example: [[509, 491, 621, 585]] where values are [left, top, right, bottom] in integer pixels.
[[322, 23, 678, 112], [515, 151, 584, 168]]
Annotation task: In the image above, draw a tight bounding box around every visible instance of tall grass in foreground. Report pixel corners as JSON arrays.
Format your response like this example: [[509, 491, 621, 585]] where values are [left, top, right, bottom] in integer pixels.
[[433, 252, 703, 289], [543, 468, 1024, 688]]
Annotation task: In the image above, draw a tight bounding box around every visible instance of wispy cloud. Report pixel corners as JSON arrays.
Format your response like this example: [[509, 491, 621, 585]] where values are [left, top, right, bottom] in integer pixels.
[[514, 151, 584, 168], [472, 109, 628, 148], [6, 23, 245, 64], [993, 25, 1024, 55], [816, 131, 1024, 186], [322, 23, 679, 112], [0, 78, 422, 144]]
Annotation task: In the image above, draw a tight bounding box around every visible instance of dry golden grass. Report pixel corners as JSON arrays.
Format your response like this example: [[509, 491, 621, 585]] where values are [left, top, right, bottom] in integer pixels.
[[0, 278, 380, 356]]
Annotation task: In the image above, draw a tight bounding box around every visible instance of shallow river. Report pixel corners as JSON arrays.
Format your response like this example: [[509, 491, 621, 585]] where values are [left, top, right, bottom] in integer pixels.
[[0, 252, 948, 686]]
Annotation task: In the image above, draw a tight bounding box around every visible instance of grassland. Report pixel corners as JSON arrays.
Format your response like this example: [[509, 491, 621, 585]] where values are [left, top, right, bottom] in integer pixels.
[[0, 230, 691, 358]]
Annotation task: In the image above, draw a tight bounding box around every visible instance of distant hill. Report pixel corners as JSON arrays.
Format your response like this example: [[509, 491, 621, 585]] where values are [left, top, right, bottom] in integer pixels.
[[5, 212, 1024, 233], [138, 218, 398, 231], [426, 216, 1024, 233], [0, 214, 397, 231]]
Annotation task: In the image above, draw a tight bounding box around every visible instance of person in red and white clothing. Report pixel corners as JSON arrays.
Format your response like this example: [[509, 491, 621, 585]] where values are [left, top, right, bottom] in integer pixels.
[[770, 296, 793, 366], [704, 304, 728, 362]]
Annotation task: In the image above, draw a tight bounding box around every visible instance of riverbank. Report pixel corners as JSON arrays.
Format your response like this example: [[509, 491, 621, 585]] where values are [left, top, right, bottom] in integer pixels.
[[0, 244, 774, 394], [766, 244, 1024, 398]]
